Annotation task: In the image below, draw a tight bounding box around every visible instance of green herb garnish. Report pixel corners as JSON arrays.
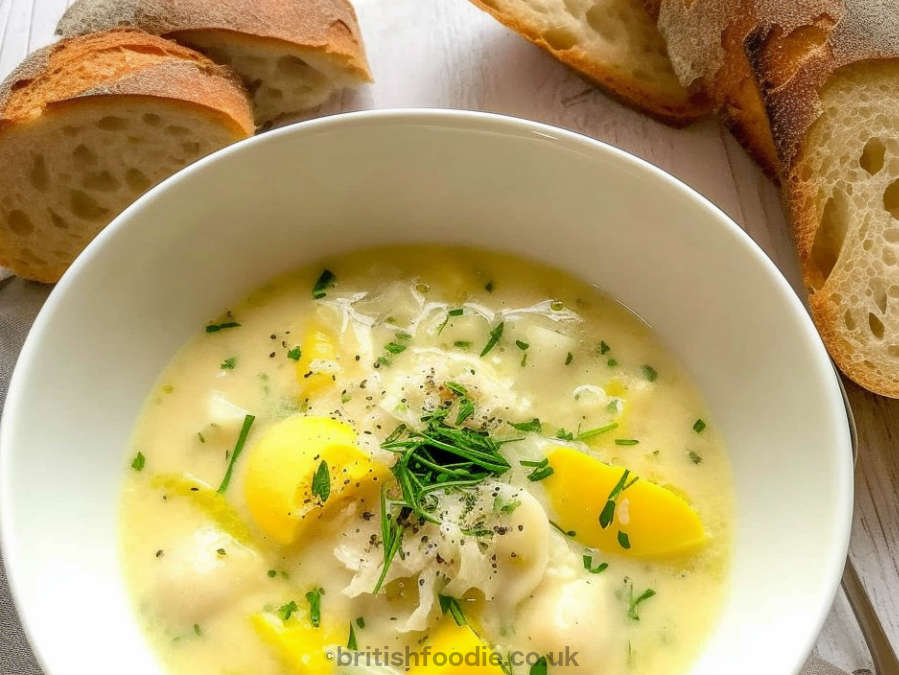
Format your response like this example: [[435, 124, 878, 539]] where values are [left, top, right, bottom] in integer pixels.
[[445, 381, 468, 396], [193, 623, 202, 636], [550, 520, 576, 537], [565, 352, 573, 365], [356, 617, 365, 629], [688, 450, 703, 464], [311, 460, 331, 503], [493, 495, 521, 513], [385, 342, 407, 355], [555, 428, 574, 441], [373, 485, 403, 594], [220, 356, 237, 370], [278, 600, 298, 621], [693, 418, 706, 433], [217, 414, 255, 493], [530, 656, 548, 675], [642, 365, 658, 381], [627, 582, 656, 620], [615, 439, 639, 446], [438, 595, 467, 626], [312, 270, 336, 298], [267, 569, 277, 578], [599, 341, 611, 355], [485, 281, 494, 292], [618, 531, 631, 549], [516, 340, 529, 350], [205, 321, 240, 333], [583, 553, 608, 574], [577, 422, 618, 441], [346, 621, 358, 650], [455, 398, 475, 425], [305, 588, 323, 627], [287, 346, 302, 360], [521, 457, 554, 482], [607, 358, 618, 367], [598, 469, 638, 529], [510, 418, 541, 433], [480, 321, 504, 356], [454, 341, 472, 349], [131, 451, 145, 471]]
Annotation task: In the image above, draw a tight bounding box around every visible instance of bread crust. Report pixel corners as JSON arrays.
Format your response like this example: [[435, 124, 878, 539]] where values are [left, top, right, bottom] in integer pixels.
[[0, 30, 254, 283], [467, 0, 709, 127], [0, 29, 253, 134], [57, 0, 371, 83], [655, 0, 843, 177], [746, 1, 899, 396]]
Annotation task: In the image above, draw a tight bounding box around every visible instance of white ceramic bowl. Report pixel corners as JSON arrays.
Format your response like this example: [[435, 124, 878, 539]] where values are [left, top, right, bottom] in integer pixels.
[[1, 110, 853, 675]]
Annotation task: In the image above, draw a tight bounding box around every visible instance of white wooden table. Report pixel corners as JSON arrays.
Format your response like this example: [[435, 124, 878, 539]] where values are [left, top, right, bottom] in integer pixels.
[[2, 0, 897, 672]]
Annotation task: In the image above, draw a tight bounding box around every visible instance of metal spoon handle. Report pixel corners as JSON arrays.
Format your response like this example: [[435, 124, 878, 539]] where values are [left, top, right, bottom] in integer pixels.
[[842, 557, 899, 674]]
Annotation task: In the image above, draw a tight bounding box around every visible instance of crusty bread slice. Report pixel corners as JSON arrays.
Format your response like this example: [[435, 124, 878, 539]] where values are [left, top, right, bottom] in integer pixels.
[[57, 0, 372, 128], [0, 30, 254, 283], [467, 0, 709, 126], [746, 0, 899, 396], [653, 0, 843, 177]]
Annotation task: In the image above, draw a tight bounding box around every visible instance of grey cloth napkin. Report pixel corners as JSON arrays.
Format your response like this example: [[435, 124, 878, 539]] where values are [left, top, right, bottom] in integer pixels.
[[0, 277, 854, 675]]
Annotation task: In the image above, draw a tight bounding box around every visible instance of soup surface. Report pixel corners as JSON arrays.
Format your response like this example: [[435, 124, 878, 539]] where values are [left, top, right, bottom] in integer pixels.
[[122, 246, 733, 675]]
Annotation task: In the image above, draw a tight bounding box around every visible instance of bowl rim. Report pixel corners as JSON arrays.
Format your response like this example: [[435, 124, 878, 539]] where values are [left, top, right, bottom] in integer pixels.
[[0, 108, 853, 675]]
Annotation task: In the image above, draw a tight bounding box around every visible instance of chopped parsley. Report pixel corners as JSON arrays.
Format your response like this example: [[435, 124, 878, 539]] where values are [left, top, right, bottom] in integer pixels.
[[311, 460, 331, 503], [130, 451, 145, 471], [287, 346, 302, 360], [583, 553, 608, 574], [693, 418, 707, 433], [312, 269, 336, 298], [642, 364, 658, 381], [454, 340, 472, 349], [599, 340, 611, 355], [277, 600, 298, 621], [438, 595, 467, 626], [448, 308, 464, 316], [607, 358, 618, 367], [480, 322, 504, 356], [305, 587, 323, 627], [384, 342, 407, 355], [555, 428, 574, 441], [205, 321, 240, 333], [220, 356, 237, 370], [493, 495, 521, 513], [197, 432, 205, 444], [516, 340, 529, 350], [618, 531, 631, 549], [615, 439, 639, 446], [565, 351, 573, 365], [688, 450, 703, 464], [437, 308, 463, 334], [510, 418, 541, 433], [356, 617, 365, 629], [216, 414, 255, 493], [267, 569, 278, 578]]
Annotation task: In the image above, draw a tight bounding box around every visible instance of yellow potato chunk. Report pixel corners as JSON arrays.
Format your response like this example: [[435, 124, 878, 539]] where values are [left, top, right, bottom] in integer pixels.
[[251, 610, 339, 673], [244, 416, 387, 545], [409, 620, 506, 674], [544, 446, 705, 557], [150, 474, 255, 545], [296, 324, 339, 398]]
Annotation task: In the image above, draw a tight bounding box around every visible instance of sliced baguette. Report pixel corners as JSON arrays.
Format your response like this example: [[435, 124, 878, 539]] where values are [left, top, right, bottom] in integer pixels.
[[653, 0, 844, 177], [466, 0, 709, 126], [57, 0, 372, 128], [746, 0, 899, 396], [0, 29, 254, 283]]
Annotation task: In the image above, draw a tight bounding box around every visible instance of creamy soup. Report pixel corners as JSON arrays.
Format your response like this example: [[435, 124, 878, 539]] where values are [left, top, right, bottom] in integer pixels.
[[122, 246, 733, 675]]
